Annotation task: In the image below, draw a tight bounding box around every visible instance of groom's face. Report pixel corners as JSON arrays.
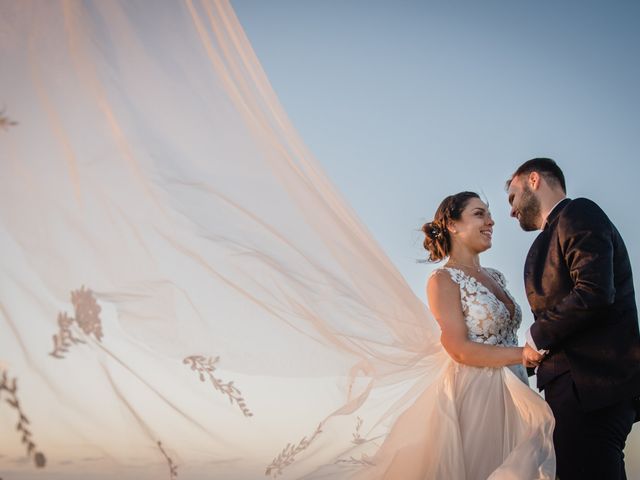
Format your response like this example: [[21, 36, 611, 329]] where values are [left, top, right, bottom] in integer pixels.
[[508, 175, 541, 231]]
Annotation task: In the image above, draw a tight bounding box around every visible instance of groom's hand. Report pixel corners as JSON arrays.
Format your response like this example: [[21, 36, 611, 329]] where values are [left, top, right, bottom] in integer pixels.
[[522, 344, 544, 368]]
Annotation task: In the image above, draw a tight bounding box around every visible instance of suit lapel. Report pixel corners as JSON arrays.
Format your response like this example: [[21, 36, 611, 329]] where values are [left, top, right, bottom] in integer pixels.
[[544, 198, 570, 230], [524, 198, 571, 311]]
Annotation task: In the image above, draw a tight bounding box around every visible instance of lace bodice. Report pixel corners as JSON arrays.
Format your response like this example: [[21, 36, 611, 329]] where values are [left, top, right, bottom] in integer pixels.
[[437, 267, 522, 347]]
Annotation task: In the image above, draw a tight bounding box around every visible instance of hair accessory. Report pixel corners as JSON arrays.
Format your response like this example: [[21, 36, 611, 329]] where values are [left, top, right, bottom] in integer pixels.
[[430, 223, 444, 239]]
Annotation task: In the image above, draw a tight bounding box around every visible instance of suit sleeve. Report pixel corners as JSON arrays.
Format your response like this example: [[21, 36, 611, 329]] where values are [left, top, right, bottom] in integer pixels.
[[530, 199, 616, 350]]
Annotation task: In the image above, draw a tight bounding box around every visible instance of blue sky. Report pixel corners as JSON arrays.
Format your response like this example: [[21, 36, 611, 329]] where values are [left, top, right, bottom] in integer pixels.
[[231, 0, 640, 326]]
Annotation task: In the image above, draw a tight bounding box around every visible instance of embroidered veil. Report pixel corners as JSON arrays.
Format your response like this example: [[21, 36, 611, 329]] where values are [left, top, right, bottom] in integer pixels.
[[1, 2, 559, 479]]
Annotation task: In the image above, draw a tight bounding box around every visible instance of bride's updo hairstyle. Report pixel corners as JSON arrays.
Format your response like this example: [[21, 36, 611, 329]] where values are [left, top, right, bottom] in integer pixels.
[[422, 191, 480, 262]]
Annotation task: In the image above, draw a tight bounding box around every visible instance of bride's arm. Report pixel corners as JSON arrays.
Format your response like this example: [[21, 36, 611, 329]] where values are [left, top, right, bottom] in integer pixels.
[[427, 271, 523, 367]]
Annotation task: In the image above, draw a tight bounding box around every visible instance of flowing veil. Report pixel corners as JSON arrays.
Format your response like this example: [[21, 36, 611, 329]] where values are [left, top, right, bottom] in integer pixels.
[[0, 1, 452, 478], [0, 1, 634, 479]]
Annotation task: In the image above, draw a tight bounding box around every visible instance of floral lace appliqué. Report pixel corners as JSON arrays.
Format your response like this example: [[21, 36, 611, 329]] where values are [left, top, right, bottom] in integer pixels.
[[439, 267, 522, 347]]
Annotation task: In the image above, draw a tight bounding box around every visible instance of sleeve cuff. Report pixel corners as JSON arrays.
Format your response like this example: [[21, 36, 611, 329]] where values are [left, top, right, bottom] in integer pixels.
[[526, 328, 549, 355]]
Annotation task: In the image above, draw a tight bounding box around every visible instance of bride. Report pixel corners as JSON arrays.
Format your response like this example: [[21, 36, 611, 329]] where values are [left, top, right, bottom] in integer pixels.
[[344, 191, 555, 479]]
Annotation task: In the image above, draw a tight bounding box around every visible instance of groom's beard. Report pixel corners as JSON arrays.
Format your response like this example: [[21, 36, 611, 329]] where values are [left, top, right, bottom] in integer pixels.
[[518, 186, 542, 231]]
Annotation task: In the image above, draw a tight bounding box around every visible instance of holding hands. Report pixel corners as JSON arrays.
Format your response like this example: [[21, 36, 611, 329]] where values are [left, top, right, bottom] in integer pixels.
[[522, 343, 545, 368]]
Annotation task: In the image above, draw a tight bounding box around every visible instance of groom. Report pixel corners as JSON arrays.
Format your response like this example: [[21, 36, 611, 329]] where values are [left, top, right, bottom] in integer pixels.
[[506, 158, 640, 480]]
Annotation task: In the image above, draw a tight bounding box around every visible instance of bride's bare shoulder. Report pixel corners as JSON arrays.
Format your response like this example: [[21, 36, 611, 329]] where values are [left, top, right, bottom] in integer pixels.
[[427, 268, 459, 295], [427, 268, 463, 319]]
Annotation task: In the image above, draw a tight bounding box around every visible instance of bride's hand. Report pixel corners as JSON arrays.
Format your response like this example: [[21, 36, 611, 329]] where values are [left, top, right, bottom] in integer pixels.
[[522, 343, 544, 368]]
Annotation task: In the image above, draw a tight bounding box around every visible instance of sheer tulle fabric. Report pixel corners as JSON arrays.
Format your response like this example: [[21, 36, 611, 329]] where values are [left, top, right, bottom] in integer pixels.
[[345, 365, 555, 480], [2, 1, 557, 478]]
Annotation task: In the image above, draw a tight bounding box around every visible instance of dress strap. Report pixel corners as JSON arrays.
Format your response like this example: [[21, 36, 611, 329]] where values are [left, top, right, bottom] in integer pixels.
[[484, 267, 506, 288], [431, 266, 465, 286]]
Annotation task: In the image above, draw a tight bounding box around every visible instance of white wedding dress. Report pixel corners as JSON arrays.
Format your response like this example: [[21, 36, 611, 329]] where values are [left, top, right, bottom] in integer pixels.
[[342, 267, 556, 479]]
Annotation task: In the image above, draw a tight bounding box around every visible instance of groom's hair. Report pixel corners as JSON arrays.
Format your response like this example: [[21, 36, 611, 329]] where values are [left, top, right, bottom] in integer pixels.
[[506, 157, 566, 193]]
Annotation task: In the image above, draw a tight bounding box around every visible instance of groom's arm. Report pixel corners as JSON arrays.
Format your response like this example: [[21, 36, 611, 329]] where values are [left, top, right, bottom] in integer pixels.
[[530, 198, 616, 351]]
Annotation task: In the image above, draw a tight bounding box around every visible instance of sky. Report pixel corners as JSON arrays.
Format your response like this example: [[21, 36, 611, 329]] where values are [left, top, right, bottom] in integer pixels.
[[231, 0, 640, 333]]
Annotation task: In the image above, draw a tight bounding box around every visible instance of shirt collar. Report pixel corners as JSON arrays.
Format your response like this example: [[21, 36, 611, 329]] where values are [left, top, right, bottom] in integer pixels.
[[542, 197, 569, 228]]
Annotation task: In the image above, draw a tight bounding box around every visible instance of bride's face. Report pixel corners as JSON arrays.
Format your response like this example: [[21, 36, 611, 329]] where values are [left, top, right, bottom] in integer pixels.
[[449, 197, 494, 254]]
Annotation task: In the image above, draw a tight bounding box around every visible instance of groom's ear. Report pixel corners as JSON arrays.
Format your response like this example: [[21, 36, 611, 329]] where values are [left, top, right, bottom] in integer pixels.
[[528, 171, 541, 191]]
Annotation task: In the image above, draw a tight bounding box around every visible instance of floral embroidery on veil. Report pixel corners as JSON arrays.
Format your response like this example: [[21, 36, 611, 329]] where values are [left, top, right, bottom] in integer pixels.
[[157, 441, 178, 480], [50, 286, 103, 358], [265, 423, 323, 478], [183, 355, 253, 417], [0, 370, 46, 469]]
